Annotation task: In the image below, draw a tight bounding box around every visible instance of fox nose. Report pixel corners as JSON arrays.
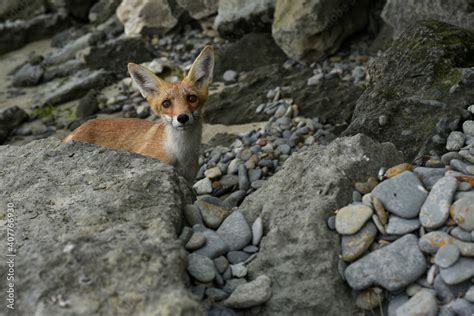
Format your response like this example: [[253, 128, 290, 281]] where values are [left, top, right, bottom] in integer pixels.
[[177, 114, 189, 124]]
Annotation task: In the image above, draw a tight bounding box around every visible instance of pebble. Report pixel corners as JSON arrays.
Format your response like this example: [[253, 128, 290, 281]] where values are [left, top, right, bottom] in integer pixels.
[[223, 190, 246, 209], [227, 251, 251, 264], [371, 171, 428, 218], [450, 197, 474, 231], [327, 215, 336, 230], [335, 204, 373, 235], [248, 168, 262, 182], [386, 163, 412, 178], [372, 197, 387, 225], [420, 176, 457, 228], [252, 217, 263, 246], [193, 177, 213, 195], [187, 253, 215, 282], [440, 257, 474, 285], [222, 267, 232, 281], [179, 226, 193, 245], [344, 234, 426, 291], [192, 225, 230, 258], [185, 232, 206, 251], [354, 177, 378, 194], [396, 289, 438, 316], [223, 278, 247, 294], [205, 166, 222, 180], [238, 164, 250, 191], [206, 288, 228, 301], [413, 167, 445, 190], [419, 231, 474, 256], [223, 275, 271, 308], [387, 294, 409, 316], [450, 226, 473, 242], [223, 70, 238, 82], [372, 214, 387, 235], [446, 131, 465, 151], [243, 245, 258, 253], [465, 286, 474, 302], [191, 285, 206, 301], [386, 216, 420, 235], [216, 211, 252, 251], [406, 284, 422, 296], [196, 196, 230, 229], [341, 221, 377, 262], [355, 288, 383, 310], [441, 152, 463, 166], [184, 204, 203, 227], [230, 263, 247, 278], [214, 256, 229, 274], [227, 159, 241, 175], [450, 298, 474, 316], [462, 120, 474, 136], [307, 73, 323, 86], [434, 244, 461, 268], [450, 159, 472, 175]]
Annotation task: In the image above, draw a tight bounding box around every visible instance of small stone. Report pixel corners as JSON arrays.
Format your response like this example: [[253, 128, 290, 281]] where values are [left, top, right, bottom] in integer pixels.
[[327, 215, 336, 230], [450, 197, 474, 231], [223, 278, 247, 295], [230, 263, 247, 278], [227, 251, 251, 264], [465, 286, 474, 302], [248, 168, 262, 183], [196, 196, 230, 229], [223, 275, 271, 308], [372, 214, 387, 235], [462, 120, 474, 137], [252, 217, 263, 246], [205, 166, 222, 180], [413, 167, 445, 190], [193, 226, 229, 259], [335, 204, 373, 235], [406, 284, 422, 297], [386, 163, 412, 178], [184, 204, 203, 226], [185, 233, 206, 251], [420, 176, 457, 228], [440, 257, 474, 285], [214, 256, 229, 274], [419, 231, 474, 257], [372, 197, 387, 225], [222, 267, 232, 280], [179, 226, 193, 245], [378, 115, 388, 126], [216, 211, 252, 251], [387, 294, 409, 316], [355, 288, 384, 311], [191, 285, 206, 300], [345, 234, 426, 291], [352, 190, 362, 203], [446, 131, 466, 151], [451, 226, 473, 242], [223, 70, 238, 82], [276, 144, 291, 155], [341, 221, 377, 262], [193, 177, 213, 195], [434, 244, 460, 268], [228, 159, 241, 175], [238, 164, 250, 191], [396, 289, 438, 316], [386, 216, 420, 235], [450, 298, 474, 316], [371, 171, 428, 218], [223, 190, 246, 209], [205, 289, 227, 303], [307, 73, 323, 86], [243, 245, 258, 253], [239, 149, 253, 161], [187, 253, 215, 282], [442, 152, 463, 166], [354, 177, 379, 194]]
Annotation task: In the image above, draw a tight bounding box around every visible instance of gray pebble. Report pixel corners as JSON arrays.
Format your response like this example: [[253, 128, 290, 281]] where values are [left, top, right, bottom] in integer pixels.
[[435, 244, 461, 268], [187, 253, 215, 282], [179, 226, 193, 245], [327, 215, 336, 230], [193, 177, 213, 195], [440, 257, 474, 285], [191, 285, 206, 301], [184, 204, 203, 226], [248, 168, 262, 182], [214, 256, 229, 274], [223, 70, 238, 82], [396, 289, 438, 316], [222, 267, 232, 280], [386, 216, 420, 235], [341, 221, 377, 262], [192, 225, 229, 259], [420, 176, 457, 229], [462, 120, 474, 136], [206, 287, 228, 301], [450, 298, 474, 316], [238, 164, 250, 191], [252, 217, 263, 246], [371, 171, 428, 218], [243, 245, 258, 253], [387, 294, 409, 316], [352, 190, 362, 203], [223, 275, 271, 308], [216, 211, 252, 251], [465, 286, 474, 302], [185, 232, 206, 251], [223, 278, 247, 294], [413, 167, 445, 190], [223, 190, 246, 209], [227, 251, 251, 264], [450, 159, 472, 175], [196, 195, 230, 229], [451, 197, 474, 231], [451, 226, 473, 242], [230, 263, 247, 278], [446, 131, 465, 151]]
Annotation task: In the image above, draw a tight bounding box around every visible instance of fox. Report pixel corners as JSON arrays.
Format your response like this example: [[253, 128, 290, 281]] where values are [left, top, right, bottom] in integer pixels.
[[64, 45, 214, 183]]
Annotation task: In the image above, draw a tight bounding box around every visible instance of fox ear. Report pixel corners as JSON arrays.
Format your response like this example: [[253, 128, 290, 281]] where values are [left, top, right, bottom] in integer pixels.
[[128, 63, 165, 98], [185, 45, 214, 89]]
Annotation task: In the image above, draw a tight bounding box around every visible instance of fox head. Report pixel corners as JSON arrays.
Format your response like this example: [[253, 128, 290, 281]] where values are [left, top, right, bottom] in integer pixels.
[[128, 45, 214, 130]]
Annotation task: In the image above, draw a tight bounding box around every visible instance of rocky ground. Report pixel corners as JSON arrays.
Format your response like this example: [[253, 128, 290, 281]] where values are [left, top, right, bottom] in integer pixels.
[[1, 0, 474, 315]]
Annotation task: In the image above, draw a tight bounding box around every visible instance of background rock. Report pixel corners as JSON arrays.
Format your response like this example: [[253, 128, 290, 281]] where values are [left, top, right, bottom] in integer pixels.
[[343, 21, 474, 160], [0, 138, 200, 315], [272, 0, 371, 61], [176, 0, 219, 20], [239, 134, 403, 315], [0, 106, 28, 143]]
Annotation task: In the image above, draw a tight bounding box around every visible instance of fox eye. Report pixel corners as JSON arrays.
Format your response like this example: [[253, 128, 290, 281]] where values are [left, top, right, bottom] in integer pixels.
[[187, 95, 197, 103], [162, 100, 171, 108]]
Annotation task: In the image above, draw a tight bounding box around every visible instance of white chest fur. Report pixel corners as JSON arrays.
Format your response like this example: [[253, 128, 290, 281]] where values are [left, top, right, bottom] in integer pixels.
[[164, 123, 202, 182]]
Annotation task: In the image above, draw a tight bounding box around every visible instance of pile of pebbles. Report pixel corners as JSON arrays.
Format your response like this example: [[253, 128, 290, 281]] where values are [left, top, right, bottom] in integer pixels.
[[179, 196, 270, 311], [331, 116, 474, 314], [193, 87, 337, 199], [306, 54, 369, 86]]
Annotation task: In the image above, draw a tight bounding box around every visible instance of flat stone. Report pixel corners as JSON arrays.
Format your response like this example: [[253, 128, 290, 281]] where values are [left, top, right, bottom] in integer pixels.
[[192, 225, 229, 259], [205, 166, 222, 180], [413, 167, 445, 190], [217, 211, 252, 251], [185, 233, 207, 251], [252, 217, 263, 246], [386, 163, 412, 178], [396, 289, 438, 316], [335, 204, 373, 234], [184, 204, 203, 226], [446, 131, 465, 151], [420, 176, 457, 228], [386, 216, 420, 235], [419, 231, 474, 257], [372, 171, 428, 218], [387, 294, 409, 316], [227, 251, 251, 264], [196, 196, 231, 229], [193, 177, 213, 195], [223, 275, 272, 308], [450, 197, 474, 231], [243, 245, 258, 253], [345, 234, 426, 291], [187, 253, 215, 282], [434, 244, 460, 268], [451, 226, 473, 242], [214, 256, 229, 274], [440, 257, 474, 285], [341, 222, 377, 262]]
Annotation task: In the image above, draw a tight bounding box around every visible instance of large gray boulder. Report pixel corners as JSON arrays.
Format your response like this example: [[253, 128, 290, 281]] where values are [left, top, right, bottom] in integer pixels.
[[214, 0, 275, 39], [272, 0, 371, 62], [240, 134, 403, 315], [382, 0, 474, 38], [344, 21, 474, 160], [0, 138, 201, 315]]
